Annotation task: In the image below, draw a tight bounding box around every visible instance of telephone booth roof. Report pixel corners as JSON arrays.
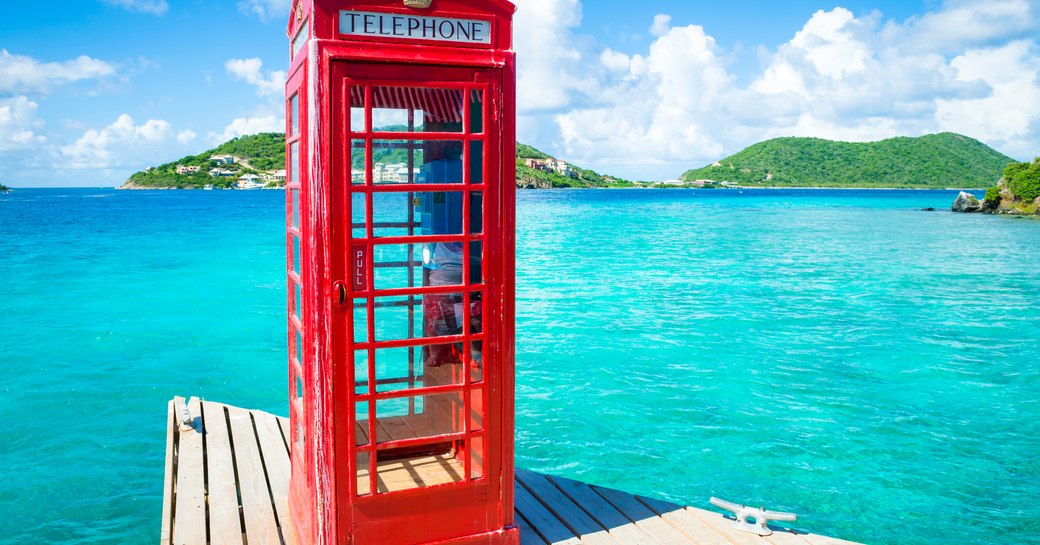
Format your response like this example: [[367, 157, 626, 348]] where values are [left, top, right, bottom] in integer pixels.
[[288, 0, 517, 58]]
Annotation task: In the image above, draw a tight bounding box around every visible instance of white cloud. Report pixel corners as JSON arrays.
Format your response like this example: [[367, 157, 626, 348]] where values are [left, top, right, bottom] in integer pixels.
[[101, 0, 168, 16], [896, 0, 1036, 52], [0, 50, 116, 95], [788, 8, 874, 79], [226, 58, 287, 97], [649, 14, 672, 37], [0, 97, 46, 152], [936, 40, 1040, 157], [60, 114, 188, 169], [238, 0, 292, 22], [211, 116, 283, 145], [512, 0, 1040, 180], [177, 130, 198, 145], [514, 0, 587, 113]]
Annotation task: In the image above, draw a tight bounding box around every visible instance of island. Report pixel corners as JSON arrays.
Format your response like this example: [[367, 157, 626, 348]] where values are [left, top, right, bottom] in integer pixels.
[[120, 133, 286, 190], [680, 133, 1016, 189], [0, 183, 10, 193], [120, 132, 639, 190]]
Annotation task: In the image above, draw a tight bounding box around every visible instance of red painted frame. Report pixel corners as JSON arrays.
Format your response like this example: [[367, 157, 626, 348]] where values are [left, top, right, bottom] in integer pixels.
[[286, 1, 517, 544]]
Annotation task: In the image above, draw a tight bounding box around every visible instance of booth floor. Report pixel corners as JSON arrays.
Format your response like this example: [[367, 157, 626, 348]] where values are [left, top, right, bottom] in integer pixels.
[[160, 398, 863, 545]]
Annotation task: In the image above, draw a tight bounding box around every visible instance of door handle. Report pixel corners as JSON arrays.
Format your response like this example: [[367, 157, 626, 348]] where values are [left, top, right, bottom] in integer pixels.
[[334, 281, 347, 306]]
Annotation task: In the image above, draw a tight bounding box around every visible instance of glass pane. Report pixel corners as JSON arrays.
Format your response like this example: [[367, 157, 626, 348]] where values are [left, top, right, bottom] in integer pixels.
[[469, 242, 483, 283], [350, 140, 366, 184], [371, 450, 463, 494], [370, 140, 423, 185], [292, 236, 302, 276], [353, 300, 369, 344], [294, 282, 303, 320], [289, 94, 299, 136], [292, 19, 309, 60], [417, 141, 465, 185], [291, 142, 300, 184], [372, 294, 424, 342], [295, 375, 304, 403], [370, 85, 465, 134], [371, 192, 419, 238], [355, 451, 373, 496], [414, 192, 481, 238], [350, 87, 366, 132], [291, 189, 301, 229], [468, 141, 484, 184], [354, 351, 371, 396], [467, 388, 484, 432], [295, 328, 303, 369], [469, 435, 484, 479], [469, 89, 484, 134], [351, 193, 367, 239], [371, 346, 426, 394], [372, 244, 422, 291], [375, 391, 466, 442], [355, 402, 373, 449]]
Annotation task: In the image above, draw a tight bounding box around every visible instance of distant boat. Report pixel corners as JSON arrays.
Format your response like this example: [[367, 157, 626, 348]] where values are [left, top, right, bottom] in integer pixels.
[[204, 184, 214, 191]]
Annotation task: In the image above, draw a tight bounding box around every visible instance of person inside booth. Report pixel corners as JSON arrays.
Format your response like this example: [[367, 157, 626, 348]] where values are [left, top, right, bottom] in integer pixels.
[[417, 138, 482, 368]]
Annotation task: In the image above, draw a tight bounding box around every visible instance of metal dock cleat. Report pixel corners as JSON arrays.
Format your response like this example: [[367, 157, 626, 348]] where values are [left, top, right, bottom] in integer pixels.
[[710, 497, 798, 536]]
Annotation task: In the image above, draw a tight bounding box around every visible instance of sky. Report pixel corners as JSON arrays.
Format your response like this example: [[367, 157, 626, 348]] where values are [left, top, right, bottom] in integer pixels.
[[1, 0, 1038, 187]]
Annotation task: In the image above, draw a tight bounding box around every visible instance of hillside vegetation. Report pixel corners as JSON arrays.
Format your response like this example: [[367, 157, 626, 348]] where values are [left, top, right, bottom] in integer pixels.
[[680, 133, 1016, 188], [122, 132, 635, 189], [1002, 157, 1040, 201], [978, 157, 1040, 215], [122, 133, 286, 189], [516, 143, 638, 188]]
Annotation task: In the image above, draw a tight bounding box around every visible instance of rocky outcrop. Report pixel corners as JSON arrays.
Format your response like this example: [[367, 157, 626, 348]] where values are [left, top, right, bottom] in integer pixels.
[[952, 180, 1039, 216], [952, 191, 982, 212], [515, 176, 552, 189]]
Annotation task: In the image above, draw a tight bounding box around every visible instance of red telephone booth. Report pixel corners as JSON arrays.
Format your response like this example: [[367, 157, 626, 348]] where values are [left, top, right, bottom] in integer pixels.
[[283, 1, 517, 544]]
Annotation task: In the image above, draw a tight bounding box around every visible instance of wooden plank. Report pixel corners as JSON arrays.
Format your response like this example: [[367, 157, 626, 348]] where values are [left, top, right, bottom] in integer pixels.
[[548, 476, 659, 545], [276, 416, 291, 454], [160, 399, 176, 545], [686, 507, 810, 545], [356, 453, 465, 493], [160, 399, 863, 545], [226, 405, 281, 545], [591, 485, 696, 545], [378, 416, 416, 442], [202, 401, 244, 545], [254, 409, 293, 540], [172, 397, 206, 545], [515, 468, 620, 545], [796, 534, 863, 545], [514, 478, 582, 545], [516, 511, 549, 545], [273, 416, 298, 545], [637, 495, 739, 545]]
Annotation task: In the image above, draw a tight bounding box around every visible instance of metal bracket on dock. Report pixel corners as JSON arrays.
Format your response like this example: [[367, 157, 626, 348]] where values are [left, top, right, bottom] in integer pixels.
[[710, 497, 797, 536], [174, 396, 197, 433]]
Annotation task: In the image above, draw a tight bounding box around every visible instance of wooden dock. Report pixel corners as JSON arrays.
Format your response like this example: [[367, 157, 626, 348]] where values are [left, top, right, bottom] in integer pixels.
[[161, 398, 863, 545]]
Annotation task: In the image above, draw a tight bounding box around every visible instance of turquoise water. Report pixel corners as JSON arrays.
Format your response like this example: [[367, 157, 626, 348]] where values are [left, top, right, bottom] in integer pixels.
[[1, 188, 1038, 545]]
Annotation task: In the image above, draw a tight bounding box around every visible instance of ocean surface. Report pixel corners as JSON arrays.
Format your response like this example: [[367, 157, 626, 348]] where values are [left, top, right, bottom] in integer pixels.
[[1, 188, 1038, 545]]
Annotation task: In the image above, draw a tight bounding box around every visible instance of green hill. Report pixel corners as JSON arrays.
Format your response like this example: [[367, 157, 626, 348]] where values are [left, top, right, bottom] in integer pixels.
[[121, 133, 286, 189], [516, 143, 637, 188], [680, 133, 1016, 189], [121, 132, 635, 189]]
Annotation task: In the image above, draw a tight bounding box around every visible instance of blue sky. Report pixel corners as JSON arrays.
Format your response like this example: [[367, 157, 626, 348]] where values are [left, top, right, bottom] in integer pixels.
[[1, 0, 1038, 186]]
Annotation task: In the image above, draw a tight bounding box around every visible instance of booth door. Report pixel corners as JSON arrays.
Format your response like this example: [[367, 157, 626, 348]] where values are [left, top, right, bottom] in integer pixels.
[[334, 62, 503, 541]]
